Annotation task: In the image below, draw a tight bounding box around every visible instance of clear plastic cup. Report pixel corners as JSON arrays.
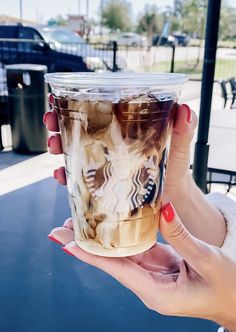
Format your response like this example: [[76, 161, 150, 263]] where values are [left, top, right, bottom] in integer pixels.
[[45, 72, 187, 257]]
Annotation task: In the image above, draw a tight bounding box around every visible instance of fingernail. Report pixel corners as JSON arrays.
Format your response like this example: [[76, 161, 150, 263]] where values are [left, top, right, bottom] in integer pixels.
[[48, 93, 54, 105], [47, 135, 54, 148], [53, 169, 58, 179], [61, 247, 74, 256], [182, 104, 192, 123], [161, 202, 175, 222], [48, 235, 62, 245], [43, 112, 50, 125]]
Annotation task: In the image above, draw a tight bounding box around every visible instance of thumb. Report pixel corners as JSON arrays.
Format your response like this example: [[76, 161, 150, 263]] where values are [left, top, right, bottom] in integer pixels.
[[159, 202, 215, 279], [165, 104, 198, 186]]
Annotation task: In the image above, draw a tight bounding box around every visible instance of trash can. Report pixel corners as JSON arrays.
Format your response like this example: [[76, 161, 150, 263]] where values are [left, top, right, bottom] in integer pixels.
[[6, 64, 48, 153]]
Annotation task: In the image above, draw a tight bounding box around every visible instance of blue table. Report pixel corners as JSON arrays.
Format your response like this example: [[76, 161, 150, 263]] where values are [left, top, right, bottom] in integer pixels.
[[0, 177, 219, 332]]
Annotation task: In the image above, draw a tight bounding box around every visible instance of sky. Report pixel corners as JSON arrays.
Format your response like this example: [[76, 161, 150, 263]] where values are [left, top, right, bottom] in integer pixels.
[[0, 0, 174, 24]]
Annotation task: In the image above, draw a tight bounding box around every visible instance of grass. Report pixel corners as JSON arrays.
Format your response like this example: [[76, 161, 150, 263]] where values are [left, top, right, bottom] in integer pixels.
[[189, 39, 236, 49], [140, 58, 236, 80]]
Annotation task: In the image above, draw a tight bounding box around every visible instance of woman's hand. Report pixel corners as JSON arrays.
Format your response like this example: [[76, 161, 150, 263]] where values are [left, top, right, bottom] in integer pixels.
[[44, 99, 226, 246], [48, 204, 236, 331]]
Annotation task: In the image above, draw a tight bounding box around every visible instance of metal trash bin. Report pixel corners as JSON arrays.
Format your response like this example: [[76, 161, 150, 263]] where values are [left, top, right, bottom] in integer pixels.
[[6, 64, 48, 153]]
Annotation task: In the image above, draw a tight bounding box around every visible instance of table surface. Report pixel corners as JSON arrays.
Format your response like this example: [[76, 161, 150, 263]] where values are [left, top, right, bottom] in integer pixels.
[[0, 176, 218, 332]]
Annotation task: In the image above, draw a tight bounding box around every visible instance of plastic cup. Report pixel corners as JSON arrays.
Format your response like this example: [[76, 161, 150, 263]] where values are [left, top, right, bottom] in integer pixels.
[[45, 72, 187, 257]]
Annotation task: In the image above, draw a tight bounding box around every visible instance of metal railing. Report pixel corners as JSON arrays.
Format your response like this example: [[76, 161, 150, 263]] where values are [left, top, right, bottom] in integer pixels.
[[1, 38, 236, 80]]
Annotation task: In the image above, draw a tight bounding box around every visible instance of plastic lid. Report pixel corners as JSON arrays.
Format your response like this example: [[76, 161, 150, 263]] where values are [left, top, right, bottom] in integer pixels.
[[5, 64, 47, 71], [44, 72, 188, 88]]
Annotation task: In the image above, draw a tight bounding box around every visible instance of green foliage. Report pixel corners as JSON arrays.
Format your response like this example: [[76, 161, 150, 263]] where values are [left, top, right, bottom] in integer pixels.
[[101, 0, 132, 32], [219, 4, 236, 40], [181, 0, 207, 38], [136, 5, 163, 38], [47, 15, 68, 27], [170, 0, 236, 40]]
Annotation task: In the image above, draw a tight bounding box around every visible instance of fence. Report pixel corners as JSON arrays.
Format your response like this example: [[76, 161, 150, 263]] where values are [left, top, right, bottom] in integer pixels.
[[1, 38, 236, 82]]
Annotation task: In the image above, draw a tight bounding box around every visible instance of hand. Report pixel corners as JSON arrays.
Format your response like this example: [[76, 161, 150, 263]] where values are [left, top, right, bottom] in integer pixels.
[[48, 204, 236, 331], [43, 98, 226, 245]]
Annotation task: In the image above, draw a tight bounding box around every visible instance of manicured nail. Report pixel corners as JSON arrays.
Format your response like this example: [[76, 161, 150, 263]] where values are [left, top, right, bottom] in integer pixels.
[[182, 104, 192, 123], [47, 135, 54, 148], [43, 112, 50, 125], [161, 202, 175, 222], [48, 235, 62, 245], [61, 247, 74, 256], [48, 93, 54, 105], [53, 169, 58, 179]]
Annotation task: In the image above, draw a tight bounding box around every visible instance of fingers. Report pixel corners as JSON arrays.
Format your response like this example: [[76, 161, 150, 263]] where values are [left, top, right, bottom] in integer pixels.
[[48, 227, 74, 246], [165, 104, 198, 186], [43, 93, 59, 132], [160, 202, 216, 280], [48, 134, 63, 154], [48, 218, 73, 245], [44, 93, 62, 154], [173, 104, 197, 137], [43, 110, 59, 132], [171, 104, 197, 157], [62, 241, 157, 299], [63, 217, 73, 230], [54, 166, 67, 185]]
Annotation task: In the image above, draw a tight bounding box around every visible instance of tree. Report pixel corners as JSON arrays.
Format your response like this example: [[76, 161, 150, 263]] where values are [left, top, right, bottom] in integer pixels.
[[219, 4, 236, 40], [136, 5, 163, 40], [101, 0, 132, 32], [171, 0, 184, 32], [181, 0, 207, 38]]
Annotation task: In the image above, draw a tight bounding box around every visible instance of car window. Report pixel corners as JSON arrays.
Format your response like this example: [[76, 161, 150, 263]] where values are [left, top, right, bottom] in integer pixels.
[[42, 30, 85, 44], [19, 27, 42, 41]]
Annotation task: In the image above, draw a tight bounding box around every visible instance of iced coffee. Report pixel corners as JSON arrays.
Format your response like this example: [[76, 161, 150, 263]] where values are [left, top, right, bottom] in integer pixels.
[[45, 72, 187, 256]]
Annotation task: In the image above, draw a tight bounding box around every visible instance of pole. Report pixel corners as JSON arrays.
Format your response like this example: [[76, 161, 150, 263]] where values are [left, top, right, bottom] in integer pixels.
[[192, 0, 222, 192], [170, 45, 175, 73], [100, 0, 104, 35], [112, 41, 118, 72], [77, 0, 80, 15], [19, 0, 23, 23], [86, 0, 89, 20]]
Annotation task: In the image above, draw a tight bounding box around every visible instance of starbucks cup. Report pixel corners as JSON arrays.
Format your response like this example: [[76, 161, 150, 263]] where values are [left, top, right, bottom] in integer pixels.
[[45, 72, 187, 257]]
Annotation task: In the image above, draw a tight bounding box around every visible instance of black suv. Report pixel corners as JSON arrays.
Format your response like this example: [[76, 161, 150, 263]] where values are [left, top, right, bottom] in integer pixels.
[[0, 25, 91, 72]]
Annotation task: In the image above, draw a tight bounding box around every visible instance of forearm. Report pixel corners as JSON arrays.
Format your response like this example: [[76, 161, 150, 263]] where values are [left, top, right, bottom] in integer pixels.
[[164, 173, 226, 246]]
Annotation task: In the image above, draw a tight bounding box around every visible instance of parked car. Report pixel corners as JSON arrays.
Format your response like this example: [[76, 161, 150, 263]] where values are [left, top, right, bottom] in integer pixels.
[[172, 33, 190, 47], [152, 35, 177, 47], [37, 26, 124, 71], [117, 32, 148, 47], [0, 25, 94, 72], [0, 25, 124, 72]]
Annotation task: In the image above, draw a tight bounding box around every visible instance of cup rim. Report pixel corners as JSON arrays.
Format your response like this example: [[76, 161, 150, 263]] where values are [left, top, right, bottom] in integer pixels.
[[45, 72, 188, 88]]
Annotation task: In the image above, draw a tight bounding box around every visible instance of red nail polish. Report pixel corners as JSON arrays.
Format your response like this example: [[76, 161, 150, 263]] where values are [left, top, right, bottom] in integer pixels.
[[182, 104, 192, 123], [53, 169, 58, 179], [47, 135, 54, 148], [48, 235, 62, 245], [48, 93, 54, 105], [61, 247, 74, 256], [161, 202, 175, 222], [43, 112, 50, 125]]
